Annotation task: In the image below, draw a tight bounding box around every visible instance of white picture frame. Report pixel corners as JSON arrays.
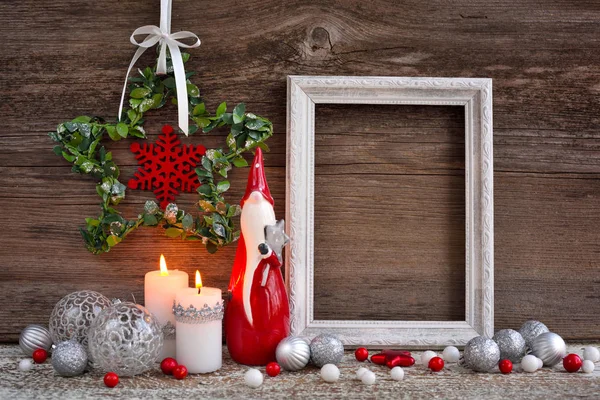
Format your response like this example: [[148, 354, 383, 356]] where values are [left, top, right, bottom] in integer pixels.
[[285, 76, 494, 348]]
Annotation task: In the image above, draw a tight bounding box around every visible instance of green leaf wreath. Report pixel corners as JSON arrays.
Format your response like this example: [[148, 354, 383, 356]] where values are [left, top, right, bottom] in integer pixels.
[[49, 54, 273, 255]]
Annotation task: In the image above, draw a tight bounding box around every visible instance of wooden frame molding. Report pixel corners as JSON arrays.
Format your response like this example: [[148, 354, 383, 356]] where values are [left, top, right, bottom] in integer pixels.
[[285, 76, 494, 348]]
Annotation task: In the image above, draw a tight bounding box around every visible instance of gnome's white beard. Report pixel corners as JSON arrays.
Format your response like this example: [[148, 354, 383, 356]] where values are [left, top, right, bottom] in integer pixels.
[[240, 191, 276, 326]]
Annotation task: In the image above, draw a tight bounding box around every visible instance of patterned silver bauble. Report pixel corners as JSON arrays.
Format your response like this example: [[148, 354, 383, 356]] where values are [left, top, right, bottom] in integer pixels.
[[519, 320, 549, 349], [492, 329, 526, 363], [531, 331, 566, 367], [88, 302, 163, 376], [309, 334, 344, 367], [49, 290, 112, 346], [463, 336, 500, 372], [276, 336, 311, 371], [51, 341, 88, 377], [19, 325, 53, 356]]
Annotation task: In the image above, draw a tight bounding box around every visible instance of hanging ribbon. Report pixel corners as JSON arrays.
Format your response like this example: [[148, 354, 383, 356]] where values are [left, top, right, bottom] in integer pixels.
[[118, 0, 201, 135]]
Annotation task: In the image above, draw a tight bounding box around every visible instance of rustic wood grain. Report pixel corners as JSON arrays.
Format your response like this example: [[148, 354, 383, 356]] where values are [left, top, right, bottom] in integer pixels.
[[1, 0, 600, 341]]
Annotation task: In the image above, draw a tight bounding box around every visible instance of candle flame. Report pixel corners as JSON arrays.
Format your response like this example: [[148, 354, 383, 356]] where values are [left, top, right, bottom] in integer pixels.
[[159, 254, 168, 276], [195, 270, 203, 291]]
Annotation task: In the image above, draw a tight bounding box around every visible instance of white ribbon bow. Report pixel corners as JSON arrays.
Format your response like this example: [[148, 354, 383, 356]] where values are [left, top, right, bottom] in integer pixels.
[[118, 0, 200, 135]]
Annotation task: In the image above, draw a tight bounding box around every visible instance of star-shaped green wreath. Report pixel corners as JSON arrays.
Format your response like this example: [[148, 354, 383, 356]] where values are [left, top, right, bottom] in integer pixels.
[[49, 54, 273, 254]]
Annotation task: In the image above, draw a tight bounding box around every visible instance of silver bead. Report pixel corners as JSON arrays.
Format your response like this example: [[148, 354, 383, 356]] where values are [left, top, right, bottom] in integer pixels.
[[88, 302, 163, 376], [51, 341, 88, 377], [309, 334, 344, 367], [519, 320, 549, 349], [19, 325, 53, 356], [531, 332, 566, 367], [492, 329, 526, 363], [49, 290, 112, 346], [276, 337, 310, 371], [463, 336, 500, 372]]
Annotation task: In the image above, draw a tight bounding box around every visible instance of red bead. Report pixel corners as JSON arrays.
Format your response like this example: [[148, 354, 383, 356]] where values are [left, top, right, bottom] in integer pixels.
[[173, 365, 188, 380], [104, 372, 119, 388], [160, 358, 178, 375], [386, 355, 416, 368], [355, 348, 369, 362], [498, 359, 513, 374], [32, 349, 48, 364], [428, 356, 444, 372], [563, 353, 583, 373], [266, 362, 281, 377]]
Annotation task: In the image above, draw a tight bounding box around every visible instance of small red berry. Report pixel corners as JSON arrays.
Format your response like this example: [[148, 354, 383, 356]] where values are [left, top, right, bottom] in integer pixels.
[[498, 359, 513, 374], [355, 347, 369, 362], [428, 356, 444, 372], [266, 362, 281, 377], [104, 372, 119, 388], [32, 349, 48, 364], [563, 353, 583, 373], [173, 365, 188, 380], [160, 357, 178, 375]]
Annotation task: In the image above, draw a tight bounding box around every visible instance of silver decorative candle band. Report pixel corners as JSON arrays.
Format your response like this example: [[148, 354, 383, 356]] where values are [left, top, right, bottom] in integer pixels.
[[173, 300, 224, 324], [162, 321, 177, 340]]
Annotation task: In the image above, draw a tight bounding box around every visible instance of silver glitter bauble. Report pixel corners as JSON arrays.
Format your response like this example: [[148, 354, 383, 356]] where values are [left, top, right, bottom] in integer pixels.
[[276, 336, 310, 371], [492, 329, 526, 363], [531, 331, 566, 367], [463, 336, 500, 372], [19, 325, 53, 356], [519, 320, 549, 349], [49, 290, 112, 346], [51, 341, 88, 377], [88, 302, 163, 376], [309, 334, 344, 367]]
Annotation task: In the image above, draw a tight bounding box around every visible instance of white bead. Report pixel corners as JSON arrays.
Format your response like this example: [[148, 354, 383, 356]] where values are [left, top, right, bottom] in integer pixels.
[[18, 359, 33, 371], [536, 357, 544, 369], [361, 370, 376, 385], [583, 347, 600, 362], [320, 364, 340, 383], [521, 355, 539, 372], [442, 346, 460, 363], [421, 350, 437, 365], [244, 368, 263, 388], [582, 360, 595, 374], [356, 367, 369, 379], [390, 366, 404, 381]]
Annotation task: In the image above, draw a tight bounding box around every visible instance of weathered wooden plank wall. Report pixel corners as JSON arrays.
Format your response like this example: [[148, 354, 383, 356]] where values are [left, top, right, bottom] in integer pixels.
[[1, 0, 599, 341]]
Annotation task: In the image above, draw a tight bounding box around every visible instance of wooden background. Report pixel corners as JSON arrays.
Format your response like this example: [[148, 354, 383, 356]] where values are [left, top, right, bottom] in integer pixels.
[[1, 0, 599, 341]]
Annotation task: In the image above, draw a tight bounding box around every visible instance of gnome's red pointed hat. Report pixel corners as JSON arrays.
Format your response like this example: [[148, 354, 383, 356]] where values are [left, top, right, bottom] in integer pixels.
[[241, 147, 274, 206]]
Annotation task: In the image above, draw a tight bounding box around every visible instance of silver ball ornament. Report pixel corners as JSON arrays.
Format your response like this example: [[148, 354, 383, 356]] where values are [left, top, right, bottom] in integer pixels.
[[463, 336, 500, 372], [309, 334, 344, 367], [519, 320, 549, 349], [87, 302, 163, 376], [530, 331, 566, 367], [276, 336, 310, 371], [49, 290, 112, 346], [51, 341, 88, 377], [19, 325, 53, 356], [492, 329, 526, 363]]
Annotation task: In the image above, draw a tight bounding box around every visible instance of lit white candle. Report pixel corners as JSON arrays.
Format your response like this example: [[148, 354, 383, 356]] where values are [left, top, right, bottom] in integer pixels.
[[144, 255, 189, 360], [174, 271, 223, 374]]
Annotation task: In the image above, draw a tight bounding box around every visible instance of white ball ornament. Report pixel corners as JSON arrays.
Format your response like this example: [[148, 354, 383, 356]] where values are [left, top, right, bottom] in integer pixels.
[[582, 360, 595, 374], [583, 346, 600, 362], [320, 364, 340, 383], [421, 350, 437, 365], [536, 357, 544, 369], [356, 367, 369, 379], [18, 359, 33, 372], [244, 369, 263, 388], [442, 346, 460, 363], [361, 370, 376, 385], [521, 355, 539, 373], [390, 366, 405, 381]]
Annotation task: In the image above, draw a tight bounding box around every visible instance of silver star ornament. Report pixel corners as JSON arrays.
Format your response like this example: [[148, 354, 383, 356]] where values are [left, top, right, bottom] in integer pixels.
[[265, 219, 290, 262]]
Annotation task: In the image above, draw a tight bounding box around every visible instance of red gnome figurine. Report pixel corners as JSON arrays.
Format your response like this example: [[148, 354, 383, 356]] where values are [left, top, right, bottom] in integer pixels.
[[225, 148, 290, 365]]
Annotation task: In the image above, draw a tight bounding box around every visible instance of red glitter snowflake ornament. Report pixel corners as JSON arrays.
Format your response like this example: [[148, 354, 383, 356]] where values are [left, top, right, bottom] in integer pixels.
[[128, 125, 206, 209]]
